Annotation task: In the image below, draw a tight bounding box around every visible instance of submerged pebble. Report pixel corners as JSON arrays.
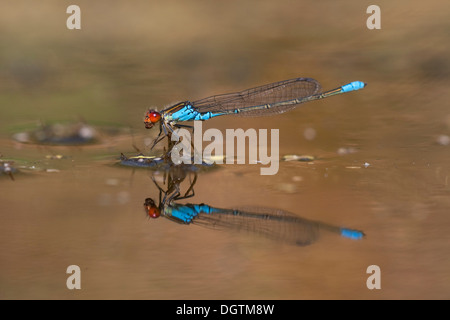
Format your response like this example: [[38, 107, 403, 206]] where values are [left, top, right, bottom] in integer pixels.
[[12, 122, 97, 145], [337, 147, 358, 155], [275, 183, 297, 194], [437, 135, 450, 146], [282, 154, 315, 162]]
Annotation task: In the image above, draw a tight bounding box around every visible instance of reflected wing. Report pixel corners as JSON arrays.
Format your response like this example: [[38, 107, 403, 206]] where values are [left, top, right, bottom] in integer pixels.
[[193, 206, 322, 246]]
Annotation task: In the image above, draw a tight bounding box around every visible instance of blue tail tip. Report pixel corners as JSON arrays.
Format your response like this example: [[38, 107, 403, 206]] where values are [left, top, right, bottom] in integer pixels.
[[341, 81, 366, 93], [340, 228, 365, 240]]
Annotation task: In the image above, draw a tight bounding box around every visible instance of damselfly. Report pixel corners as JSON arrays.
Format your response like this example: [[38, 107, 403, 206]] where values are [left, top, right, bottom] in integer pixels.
[[144, 77, 366, 149]]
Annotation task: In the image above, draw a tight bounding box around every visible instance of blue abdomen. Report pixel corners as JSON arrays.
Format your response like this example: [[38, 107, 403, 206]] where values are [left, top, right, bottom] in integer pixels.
[[167, 104, 225, 122]]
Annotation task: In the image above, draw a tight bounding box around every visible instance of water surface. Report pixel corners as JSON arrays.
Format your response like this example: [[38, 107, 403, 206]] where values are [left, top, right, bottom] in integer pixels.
[[1, 0, 449, 299]]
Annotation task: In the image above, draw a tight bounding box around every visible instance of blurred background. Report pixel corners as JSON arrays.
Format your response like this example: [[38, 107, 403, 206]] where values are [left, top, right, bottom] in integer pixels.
[[0, 0, 449, 299]]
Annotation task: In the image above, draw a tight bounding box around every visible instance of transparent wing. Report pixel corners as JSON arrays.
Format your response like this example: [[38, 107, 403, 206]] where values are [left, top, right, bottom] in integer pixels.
[[192, 77, 321, 117]]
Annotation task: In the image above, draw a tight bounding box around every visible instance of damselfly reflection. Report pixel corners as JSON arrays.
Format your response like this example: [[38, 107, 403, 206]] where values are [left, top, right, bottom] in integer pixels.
[[143, 163, 365, 246]]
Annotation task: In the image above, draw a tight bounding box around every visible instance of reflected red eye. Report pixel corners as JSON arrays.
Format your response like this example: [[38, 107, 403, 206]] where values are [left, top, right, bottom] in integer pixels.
[[144, 110, 161, 129]]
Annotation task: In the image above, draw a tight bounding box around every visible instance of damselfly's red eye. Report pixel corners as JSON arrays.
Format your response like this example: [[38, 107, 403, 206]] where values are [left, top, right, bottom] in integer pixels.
[[144, 198, 160, 218], [144, 110, 161, 129]]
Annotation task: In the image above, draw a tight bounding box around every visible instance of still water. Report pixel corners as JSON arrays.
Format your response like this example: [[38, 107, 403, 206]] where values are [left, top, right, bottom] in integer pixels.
[[1, 1, 450, 299]]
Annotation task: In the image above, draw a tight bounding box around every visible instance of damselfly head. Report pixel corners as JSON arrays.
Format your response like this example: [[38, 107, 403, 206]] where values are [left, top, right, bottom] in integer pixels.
[[144, 110, 162, 129], [144, 198, 160, 218]]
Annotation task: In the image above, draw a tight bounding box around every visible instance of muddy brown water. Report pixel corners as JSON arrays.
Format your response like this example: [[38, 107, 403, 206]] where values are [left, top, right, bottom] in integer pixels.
[[1, 1, 449, 299]]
